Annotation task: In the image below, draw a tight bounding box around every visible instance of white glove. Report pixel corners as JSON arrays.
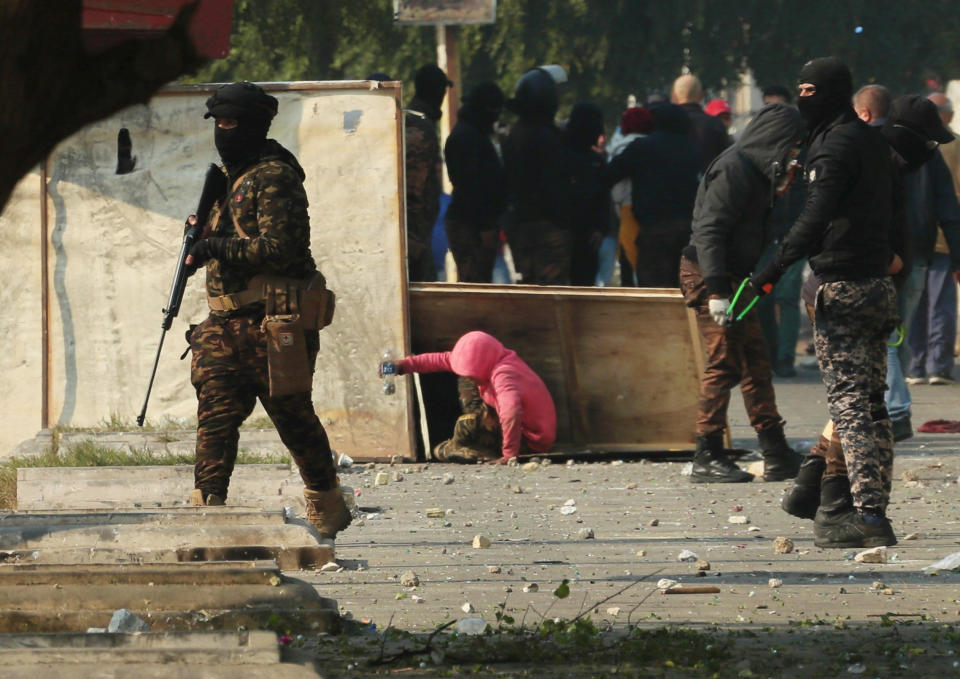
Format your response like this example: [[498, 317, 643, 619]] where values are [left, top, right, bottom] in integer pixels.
[[708, 298, 731, 327]]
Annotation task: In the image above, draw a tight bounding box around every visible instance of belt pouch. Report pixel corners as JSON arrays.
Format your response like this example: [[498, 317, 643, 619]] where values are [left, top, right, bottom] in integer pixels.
[[263, 314, 311, 396]]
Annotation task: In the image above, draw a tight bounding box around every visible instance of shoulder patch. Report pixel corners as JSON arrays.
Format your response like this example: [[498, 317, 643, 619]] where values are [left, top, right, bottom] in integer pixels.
[[807, 168, 817, 182]]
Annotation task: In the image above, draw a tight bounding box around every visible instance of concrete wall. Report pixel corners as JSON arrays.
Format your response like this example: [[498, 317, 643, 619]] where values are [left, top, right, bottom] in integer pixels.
[[0, 82, 414, 460]]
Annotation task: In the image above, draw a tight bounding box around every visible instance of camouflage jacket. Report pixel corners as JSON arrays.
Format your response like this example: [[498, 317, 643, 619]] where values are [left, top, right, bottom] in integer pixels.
[[205, 139, 318, 316], [404, 98, 442, 252]]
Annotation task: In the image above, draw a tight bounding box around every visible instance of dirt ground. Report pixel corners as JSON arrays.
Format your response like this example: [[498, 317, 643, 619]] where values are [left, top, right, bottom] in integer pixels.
[[290, 369, 960, 677]]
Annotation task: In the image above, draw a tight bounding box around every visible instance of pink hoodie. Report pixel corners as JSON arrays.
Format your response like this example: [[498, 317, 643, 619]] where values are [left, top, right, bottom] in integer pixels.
[[398, 331, 556, 458]]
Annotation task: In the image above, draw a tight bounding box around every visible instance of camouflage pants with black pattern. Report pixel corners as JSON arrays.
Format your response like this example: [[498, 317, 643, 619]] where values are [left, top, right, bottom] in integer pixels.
[[814, 278, 899, 512], [505, 220, 572, 286], [431, 377, 503, 463], [189, 314, 337, 500]]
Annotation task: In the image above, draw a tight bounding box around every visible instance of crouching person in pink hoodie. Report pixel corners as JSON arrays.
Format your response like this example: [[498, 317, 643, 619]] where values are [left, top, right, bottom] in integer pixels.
[[387, 331, 557, 464]]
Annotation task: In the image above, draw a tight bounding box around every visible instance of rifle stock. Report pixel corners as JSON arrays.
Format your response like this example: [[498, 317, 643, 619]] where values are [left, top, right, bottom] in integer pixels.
[[137, 164, 226, 426]]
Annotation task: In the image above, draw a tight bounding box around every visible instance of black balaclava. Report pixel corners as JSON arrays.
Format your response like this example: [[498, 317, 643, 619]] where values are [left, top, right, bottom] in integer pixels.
[[564, 102, 604, 152], [796, 57, 853, 132], [204, 81, 278, 168], [413, 64, 451, 121], [461, 81, 505, 134]]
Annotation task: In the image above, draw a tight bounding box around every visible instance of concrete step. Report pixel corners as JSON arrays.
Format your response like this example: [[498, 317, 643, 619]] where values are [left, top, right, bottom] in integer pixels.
[[17, 464, 301, 510], [1, 662, 321, 679], [0, 508, 334, 569], [56, 429, 292, 459], [0, 563, 339, 633], [0, 630, 280, 665]]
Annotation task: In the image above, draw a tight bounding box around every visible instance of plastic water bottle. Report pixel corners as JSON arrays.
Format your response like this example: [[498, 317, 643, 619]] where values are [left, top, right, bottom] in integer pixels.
[[381, 349, 397, 395]]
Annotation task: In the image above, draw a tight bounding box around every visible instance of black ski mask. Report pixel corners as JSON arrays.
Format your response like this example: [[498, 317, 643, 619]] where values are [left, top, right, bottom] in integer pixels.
[[796, 57, 853, 132], [214, 118, 270, 165], [204, 82, 278, 167]]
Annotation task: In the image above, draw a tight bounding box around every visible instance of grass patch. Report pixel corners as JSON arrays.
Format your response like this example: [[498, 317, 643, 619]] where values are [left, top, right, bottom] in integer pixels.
[[0, 440, 291, 511]]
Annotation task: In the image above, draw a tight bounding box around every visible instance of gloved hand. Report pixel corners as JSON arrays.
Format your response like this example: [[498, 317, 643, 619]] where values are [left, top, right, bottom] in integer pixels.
[[186, 237, 228, 271], [750, 259, 781, 297], [708, 298, 731, 326]]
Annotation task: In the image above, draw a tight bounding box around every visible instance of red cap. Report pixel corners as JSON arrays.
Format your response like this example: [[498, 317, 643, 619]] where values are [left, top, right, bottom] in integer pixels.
[[705, 99, 732, 117]]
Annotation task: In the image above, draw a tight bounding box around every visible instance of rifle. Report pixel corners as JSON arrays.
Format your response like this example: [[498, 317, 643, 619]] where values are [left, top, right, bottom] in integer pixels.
[[136, 163, 227, 427]]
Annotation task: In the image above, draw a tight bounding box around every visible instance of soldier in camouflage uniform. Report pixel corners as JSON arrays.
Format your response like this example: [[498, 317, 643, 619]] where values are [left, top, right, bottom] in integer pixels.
[[404, 64, 450, 282], [753, 58, 899, 548], [183, 82, 351, 540]]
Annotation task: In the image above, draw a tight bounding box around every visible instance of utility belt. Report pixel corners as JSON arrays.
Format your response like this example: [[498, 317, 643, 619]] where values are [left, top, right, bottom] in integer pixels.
[[207, 273, 336, 397]]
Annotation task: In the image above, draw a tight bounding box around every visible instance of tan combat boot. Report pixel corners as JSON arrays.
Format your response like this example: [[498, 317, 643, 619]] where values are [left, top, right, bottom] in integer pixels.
[[304, 487, 352, 539], [188, 489, 225, 506]]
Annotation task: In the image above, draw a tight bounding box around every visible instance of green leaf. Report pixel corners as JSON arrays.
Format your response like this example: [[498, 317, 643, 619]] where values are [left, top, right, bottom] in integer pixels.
[[553, 579, 570, 599]]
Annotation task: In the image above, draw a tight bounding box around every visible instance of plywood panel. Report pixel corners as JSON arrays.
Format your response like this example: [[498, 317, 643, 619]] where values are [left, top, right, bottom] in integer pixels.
[[409, 284, 701, 452], [0, 82, 413, 460]]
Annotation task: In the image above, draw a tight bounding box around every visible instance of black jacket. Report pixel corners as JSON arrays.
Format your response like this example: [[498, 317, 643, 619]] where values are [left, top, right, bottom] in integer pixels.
[[684, 104, 805, 295], [444, 107, 507, 224], [680, 102, 732, 174], [767, 108, 893, 284], [605, 104, 700, 226], [502, 117, 564, 224]]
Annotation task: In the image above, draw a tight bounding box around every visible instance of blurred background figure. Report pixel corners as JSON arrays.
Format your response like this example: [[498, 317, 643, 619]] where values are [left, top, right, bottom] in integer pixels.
[[705, 99, 732, 130], [502, 65, 571, 285], [404, 64, 452, 282], [672, 74, 731, 173], [560, 101, 612, 286], [607, 105, 653, 286], [444, 82, 507, 283]]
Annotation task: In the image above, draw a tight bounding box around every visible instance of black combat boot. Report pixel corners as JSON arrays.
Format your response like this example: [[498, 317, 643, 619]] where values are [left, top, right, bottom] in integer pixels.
[[757, 425, 802, 481], [690, 434, 754, 483], [781, 448, 826, 519], [813, 476, 897, 548]]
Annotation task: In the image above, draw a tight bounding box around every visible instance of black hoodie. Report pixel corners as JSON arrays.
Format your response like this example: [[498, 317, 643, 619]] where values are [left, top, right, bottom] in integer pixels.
[[684, 104, 805, 295], [444, 105, 507, 224]]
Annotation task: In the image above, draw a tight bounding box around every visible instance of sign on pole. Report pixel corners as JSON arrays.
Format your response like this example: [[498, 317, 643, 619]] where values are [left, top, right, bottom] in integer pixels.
[[394, 0, 496, 25]]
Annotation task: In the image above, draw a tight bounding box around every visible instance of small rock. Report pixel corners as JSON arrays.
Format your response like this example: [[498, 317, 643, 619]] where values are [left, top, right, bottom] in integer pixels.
[[487, 565, 501, 574], [773, 536, 794, 554], [636, 550, 646, 557], [903, 532, 919, 541], [768, 578, 783, 589], [443, 473, 455, 485], [107, 609, 150, 633], [901, 468, 920, 482], [747, 526, 761, 532], [374, 471, 389, 486], [392, 471, 404, 482], [728, 515, 750, 524], [677, 549, 699, 562], [472, 535, 492, 549], [881, 588, 894, 595], [400, 570, 420, 587], [320, 562, 341, 572], [606, 607, 621, 616], [559, 505, 577, 515], [696, 559, 710, 571], [566, 459, 575, 466], [577, 527, 595, 539], [847, 662, 866, 674], [512, 485, 523, 494], [648, 519, 660, 527], [456, 617, 488, 635], [731, 505, 743, 512], [522, 583, 539, 593], [411, 594, 424, 603], [563, 498, 576, 506], [871, 581, 885, 590], [626, 482, 638, 489], [461, 602, 476, 613], [854, 546, 888, 564], [426, 508, 445, 518], [656, 578, 678, 590], [522, 461, 540, 471]]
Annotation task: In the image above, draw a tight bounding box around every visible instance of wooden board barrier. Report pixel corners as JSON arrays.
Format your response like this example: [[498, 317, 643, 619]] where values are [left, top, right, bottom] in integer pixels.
[[408, 283, 706, 455]]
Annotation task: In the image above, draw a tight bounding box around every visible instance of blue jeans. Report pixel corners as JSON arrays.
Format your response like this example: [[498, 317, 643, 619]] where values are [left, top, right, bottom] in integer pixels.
[[886, 262, 928, 422], [907, 252, 957, 377]]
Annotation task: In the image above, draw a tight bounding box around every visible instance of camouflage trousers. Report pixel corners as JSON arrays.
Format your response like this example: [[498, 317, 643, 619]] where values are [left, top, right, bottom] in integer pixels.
[[445, 215, 498, 283], [189, 314, 337, 499], [813, 278, 899, 512], [430, 377, 514, 463], [679, 257, 783, 438], [505, 219, 573, 285]]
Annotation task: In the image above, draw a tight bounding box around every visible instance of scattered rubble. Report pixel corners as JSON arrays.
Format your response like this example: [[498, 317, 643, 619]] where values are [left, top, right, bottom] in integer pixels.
[[728, 515, 750, 524], [773, 536, 794, 554], [472, 535, 492, 549], [577, 527, 596, 539], [854, 546, 888, 564], [400, 570, 420, 587], [677, 549, 699, 562]]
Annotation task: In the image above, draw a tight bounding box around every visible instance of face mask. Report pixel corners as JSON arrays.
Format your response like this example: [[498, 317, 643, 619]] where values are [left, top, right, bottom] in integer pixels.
[[883, 122, 937, 173], [214, 120, 268, 165]]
